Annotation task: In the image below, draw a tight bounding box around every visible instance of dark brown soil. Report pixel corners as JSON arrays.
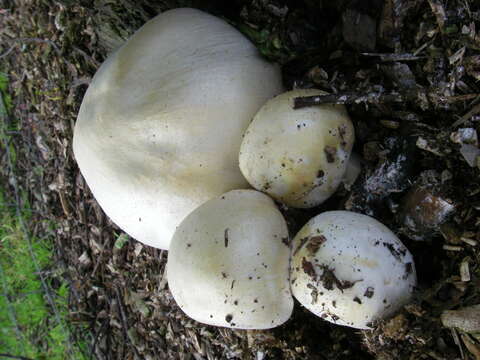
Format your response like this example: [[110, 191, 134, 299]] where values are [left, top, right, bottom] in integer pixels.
[[1, 0, 480, 359]]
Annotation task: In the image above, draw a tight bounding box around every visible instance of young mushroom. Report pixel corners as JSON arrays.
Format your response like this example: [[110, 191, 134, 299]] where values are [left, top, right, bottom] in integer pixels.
[[167, 190, 293, 329], [73, 8, 284, 250], [290, 211, 416, 330], [239, 89, 355, 208]]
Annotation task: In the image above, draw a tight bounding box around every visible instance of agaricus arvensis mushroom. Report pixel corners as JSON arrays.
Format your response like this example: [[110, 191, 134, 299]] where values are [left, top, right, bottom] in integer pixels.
[[239, 89, 354, 208], [167, 190, 293, 329], [73, 8, 284, 249], [290, 211, 416, 329]]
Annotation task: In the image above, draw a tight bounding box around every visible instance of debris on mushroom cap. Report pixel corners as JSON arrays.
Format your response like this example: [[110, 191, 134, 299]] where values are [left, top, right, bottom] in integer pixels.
[[167, 190, 293, 330], [290, 211, 416, 330], [239, 89, 354, 208], [72, 8, 284, 250]]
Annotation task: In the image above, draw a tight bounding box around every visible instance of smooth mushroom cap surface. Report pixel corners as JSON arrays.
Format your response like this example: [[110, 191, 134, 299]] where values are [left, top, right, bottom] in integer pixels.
[[239, 89, 354, 208], [290, 211, 416, 329], [73, 8, 284, 249], [167, 189, 293, 329]]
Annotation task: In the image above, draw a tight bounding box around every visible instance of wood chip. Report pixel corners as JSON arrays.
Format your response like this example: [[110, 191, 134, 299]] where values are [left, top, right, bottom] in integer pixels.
[[443, 245, 463, 251], [461, 237, 478, 246], [460, 258, 471, 282], [462, 334, 480, 360], [427, 0, 447, 30]]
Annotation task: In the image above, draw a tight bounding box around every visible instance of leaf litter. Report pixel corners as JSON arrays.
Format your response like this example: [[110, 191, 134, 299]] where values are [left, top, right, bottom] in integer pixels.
[[1, 0, 480, 359]]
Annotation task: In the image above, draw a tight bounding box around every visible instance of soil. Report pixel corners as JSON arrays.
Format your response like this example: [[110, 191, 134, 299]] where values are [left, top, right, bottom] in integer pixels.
[[1, 0, 480, 359]]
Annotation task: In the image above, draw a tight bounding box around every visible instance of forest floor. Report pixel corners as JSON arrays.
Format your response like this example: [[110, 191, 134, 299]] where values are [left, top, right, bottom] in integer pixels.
[[1, 0, 480, 359]]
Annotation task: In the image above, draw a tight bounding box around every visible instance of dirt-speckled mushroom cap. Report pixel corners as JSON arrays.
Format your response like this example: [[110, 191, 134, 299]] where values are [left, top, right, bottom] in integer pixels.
[[73, 8, 284, 250], [239, 89, 354, 208], [290, 211, 416, 330], [167, 189, 293, 329]]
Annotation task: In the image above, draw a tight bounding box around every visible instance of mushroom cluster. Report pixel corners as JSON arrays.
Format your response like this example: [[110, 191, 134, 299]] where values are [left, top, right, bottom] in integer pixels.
[[74, 8, 417, 331], [167, 193, 416, 330]]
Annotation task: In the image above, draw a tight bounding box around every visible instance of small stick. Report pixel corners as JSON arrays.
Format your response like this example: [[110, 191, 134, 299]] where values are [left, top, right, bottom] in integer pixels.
[[0, 354, 35, 360], [442, 94, 480, 103], [451, 328, 465, 360], [452, 102, 480, 127], [1, 37, 61, 56], [0, 45, 15, 59], [361, 52, 424, 62], [89, 318, 109, 360], [293, 92, 404, 109], [114, 286, 140, 358], [295, 91, 480, 110]]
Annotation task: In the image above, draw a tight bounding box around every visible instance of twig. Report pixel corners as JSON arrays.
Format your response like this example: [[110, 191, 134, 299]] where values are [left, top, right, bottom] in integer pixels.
[[89, 318, 109, 360], [413, 39, 435, 56], [0, 354, 35, 360], [114, 285, 140, 359], [461, 334, 480, 360], [0, 45, 16, 59], [105, 319, 112, 360], [1, 37, 61, 56], [72, 46, 100, 67], [443, 94, 480, 103], [452, 102, 480, 127], [293, 91, 404, 109], [451, 328, 465, 360], [361, 52, 424, 62], [294, 91, 480, 110]]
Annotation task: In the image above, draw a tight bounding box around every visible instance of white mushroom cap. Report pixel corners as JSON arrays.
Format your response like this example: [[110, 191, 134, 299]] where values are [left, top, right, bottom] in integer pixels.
[[167, 190, 293, 329], [239, 89, 354, 208], [290, 211, 416, 329], [73, 8, 284, 249]]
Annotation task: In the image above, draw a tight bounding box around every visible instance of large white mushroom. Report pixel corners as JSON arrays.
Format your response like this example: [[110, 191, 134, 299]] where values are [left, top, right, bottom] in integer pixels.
[[239, 89, 354, 208], [167, 190, 293, 329], [73, 8, 284, 249], [290, 211, 416, 329]]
